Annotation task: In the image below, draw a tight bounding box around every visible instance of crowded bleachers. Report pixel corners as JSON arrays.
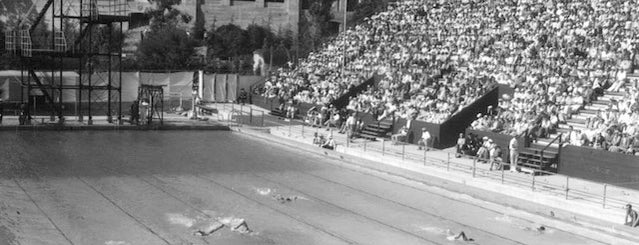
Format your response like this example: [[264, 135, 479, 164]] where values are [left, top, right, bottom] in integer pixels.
[[262, 0, 639, 155], [263, 0, 502, 123], [460, 0, 639, 155]]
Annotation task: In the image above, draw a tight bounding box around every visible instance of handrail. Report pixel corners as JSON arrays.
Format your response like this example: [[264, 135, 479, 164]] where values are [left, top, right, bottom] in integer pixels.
[[540, 133, 562, 169]]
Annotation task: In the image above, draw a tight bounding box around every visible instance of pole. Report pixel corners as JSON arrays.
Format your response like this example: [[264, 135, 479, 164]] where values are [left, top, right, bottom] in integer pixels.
[[603, 184, 607, 208], [288, 118, 291, 137], [472, 158, 476, 178], [401, 144, 405, 161], [249, 107, 253, 124], [364, 140, 367, 151], [302, 123, 305, 137], [447, 153, 450, 171], [382, 139, 385, 155], [501, 164, 505, 184], [565, 176, 569, 200], [532, 172, 536, 191], [261, 111, 264, 127], [423, 148, 426, 166]]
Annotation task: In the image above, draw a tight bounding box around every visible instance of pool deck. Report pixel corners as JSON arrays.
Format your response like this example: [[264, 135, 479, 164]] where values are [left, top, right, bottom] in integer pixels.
[[0, 114, 230, 131]]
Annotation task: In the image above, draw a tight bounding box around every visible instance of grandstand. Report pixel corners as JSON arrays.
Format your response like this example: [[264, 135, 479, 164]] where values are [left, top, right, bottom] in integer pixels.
[[252, 0, 639, 181]]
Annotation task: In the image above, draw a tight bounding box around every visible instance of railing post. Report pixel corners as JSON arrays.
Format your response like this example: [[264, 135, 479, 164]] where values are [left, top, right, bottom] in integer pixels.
[[532, 172, 536, 191], [423, 149, 427, 166], [565, 176, 569, 200], [501, 164, 505, 184], [447, 153, 450, 171], [249, 107, 253, 124], [472, 158, 476, 178], [288, 118, 292, 137], [382, 139, 385, 155], [261, 111, 264, 127], [401, 144, 405, 161], [603, 183, 608, 208]]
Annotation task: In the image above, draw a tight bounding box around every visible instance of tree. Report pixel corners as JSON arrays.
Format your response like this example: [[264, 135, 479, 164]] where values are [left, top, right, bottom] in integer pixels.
[[206, 24, 248, 59], [353, 0, 388, 24], [298, 0, 336, 55], [246, 24, 274, 52], [136, 0, 196, 69], [137, 25, 196, 69]]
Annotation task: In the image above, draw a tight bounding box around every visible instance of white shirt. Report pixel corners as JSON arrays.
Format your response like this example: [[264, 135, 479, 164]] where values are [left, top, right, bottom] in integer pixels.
[[509, 137, 518, 151]]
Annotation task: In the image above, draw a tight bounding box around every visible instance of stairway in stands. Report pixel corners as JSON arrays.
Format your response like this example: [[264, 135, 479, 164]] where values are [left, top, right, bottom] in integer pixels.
[[358, 120, 393, 141], [522, 76, 638, 173]]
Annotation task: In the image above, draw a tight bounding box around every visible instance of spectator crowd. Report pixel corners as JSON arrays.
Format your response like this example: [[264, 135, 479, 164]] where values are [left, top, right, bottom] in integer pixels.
[[260, 0, 639, 155]]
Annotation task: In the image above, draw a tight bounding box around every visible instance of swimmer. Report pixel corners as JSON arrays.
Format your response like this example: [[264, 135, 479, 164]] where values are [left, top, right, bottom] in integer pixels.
[[446, 229, 474, 241]]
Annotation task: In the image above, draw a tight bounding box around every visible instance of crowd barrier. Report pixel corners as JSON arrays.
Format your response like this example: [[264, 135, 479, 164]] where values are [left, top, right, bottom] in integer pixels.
[[265, 123, 635, 211]]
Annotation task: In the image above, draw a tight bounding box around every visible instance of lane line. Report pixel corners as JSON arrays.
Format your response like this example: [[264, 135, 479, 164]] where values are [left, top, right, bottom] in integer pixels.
[[250, 173, 445, 245], [98, 165, 355, 245], [282, 170, 526, 244], [75, 177, 174, 245], [13, 179, 75, 245], [241, 130, 611, 244], [193, 174, 358, 245]]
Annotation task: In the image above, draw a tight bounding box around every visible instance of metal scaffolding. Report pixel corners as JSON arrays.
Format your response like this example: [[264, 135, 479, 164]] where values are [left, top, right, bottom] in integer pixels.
[[138, 85, 165, 125], [3, 0, 130, 125]]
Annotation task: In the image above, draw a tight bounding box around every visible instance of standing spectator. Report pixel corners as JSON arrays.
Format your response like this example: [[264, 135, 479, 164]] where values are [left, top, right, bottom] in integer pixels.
[[129, 100, 139, 125], [509, 136, 519, 172], [418, 128, 432, 151], [455, 133, 466, 157], [343, 113, 357, 140]]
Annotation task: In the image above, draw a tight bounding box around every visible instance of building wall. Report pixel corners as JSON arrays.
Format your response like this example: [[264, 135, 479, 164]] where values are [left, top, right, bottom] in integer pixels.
[[177, 0, 300, 35]]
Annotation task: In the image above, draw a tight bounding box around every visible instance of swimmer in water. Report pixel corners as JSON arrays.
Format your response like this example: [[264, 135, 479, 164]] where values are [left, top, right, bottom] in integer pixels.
[[446, 229, 474, 241]]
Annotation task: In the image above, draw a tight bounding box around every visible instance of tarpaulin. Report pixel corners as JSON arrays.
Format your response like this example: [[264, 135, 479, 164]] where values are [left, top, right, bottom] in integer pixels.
[[215, 74, 227, 102], [202, 74, 215, 102], [227, 74, 238, 102]]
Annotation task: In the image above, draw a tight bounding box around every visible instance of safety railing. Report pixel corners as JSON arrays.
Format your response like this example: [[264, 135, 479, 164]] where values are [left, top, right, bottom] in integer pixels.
[[204, 103, 266, 128], [275, 123, 637, 212]]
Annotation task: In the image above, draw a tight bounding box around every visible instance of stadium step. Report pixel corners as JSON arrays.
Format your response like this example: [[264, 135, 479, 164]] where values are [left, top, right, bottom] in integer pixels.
[[566, 117, 587, 125], [603, 91, 626, 97], [517, 145, 559, 173], [580, 109, 598, 115], [358, 120, 394, 141]]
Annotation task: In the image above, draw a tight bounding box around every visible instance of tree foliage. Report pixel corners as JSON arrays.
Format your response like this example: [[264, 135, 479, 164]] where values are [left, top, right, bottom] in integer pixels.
[[136, 0, 196, 69], [137, 25, 197, 69], [353, 0, 389, 24], [299, 0, 336, 54]]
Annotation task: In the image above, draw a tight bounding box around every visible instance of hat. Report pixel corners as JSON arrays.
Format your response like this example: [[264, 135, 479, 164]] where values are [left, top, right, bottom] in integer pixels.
[[483, 136, 488, 140], [422, 128, 427, 131]]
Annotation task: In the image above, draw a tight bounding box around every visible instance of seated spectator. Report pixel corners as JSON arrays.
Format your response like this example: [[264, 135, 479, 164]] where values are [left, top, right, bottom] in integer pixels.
[[417, 128, 432, 150], [391, 126, 408, 145], [322, 136, 336, 150]]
